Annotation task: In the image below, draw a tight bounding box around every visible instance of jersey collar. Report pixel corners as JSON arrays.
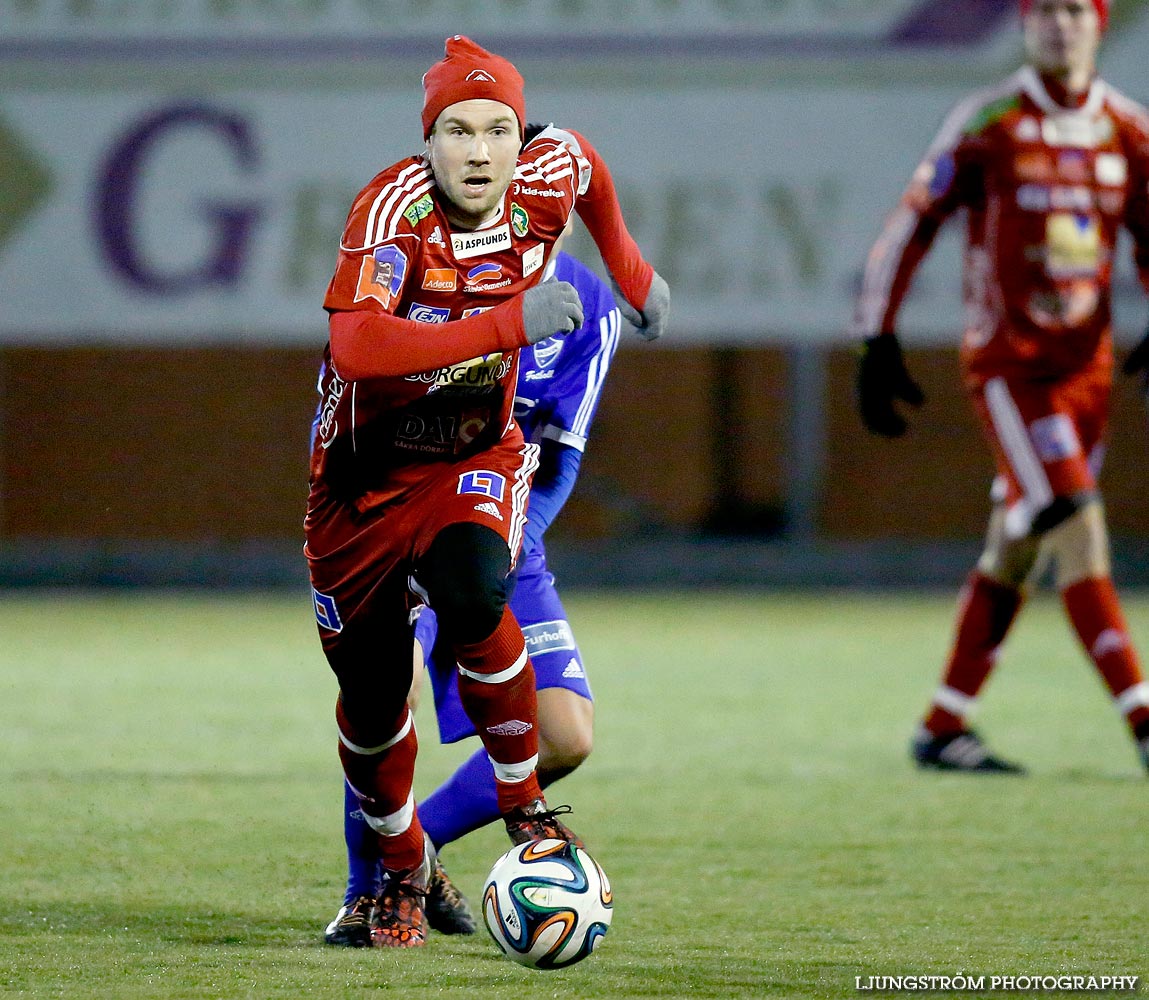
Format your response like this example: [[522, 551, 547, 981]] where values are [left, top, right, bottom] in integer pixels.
[[1019, 64, 1106, 117]]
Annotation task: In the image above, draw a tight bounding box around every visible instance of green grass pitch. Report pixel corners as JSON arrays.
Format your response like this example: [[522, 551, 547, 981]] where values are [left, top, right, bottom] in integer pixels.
[[0, 589, 1145, 999]]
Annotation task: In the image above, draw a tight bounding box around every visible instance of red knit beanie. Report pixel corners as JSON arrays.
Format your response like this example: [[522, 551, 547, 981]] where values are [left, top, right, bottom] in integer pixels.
[[421, 35, 526, 140], [1021, 0, 1109, 30]]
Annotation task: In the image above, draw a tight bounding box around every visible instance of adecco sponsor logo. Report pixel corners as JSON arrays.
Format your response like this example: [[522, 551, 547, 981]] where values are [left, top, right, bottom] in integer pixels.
[[421, 268, 457, 291]]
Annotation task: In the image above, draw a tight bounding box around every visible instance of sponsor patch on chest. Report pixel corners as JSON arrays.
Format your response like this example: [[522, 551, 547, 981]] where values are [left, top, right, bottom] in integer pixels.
[[1095, 152, 1127, 186], [451, 223, 512, 259], [1045, 212, 1101, 277], [522, 243, 544, 278]]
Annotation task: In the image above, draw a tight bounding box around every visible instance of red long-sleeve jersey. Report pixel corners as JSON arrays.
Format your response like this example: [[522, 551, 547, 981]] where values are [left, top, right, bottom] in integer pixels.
[[853, 66, 1149, 384], [311, 125, 652, 509]]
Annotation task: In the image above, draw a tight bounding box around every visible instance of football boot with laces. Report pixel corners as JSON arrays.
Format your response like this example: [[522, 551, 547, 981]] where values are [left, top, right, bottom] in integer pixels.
[[503, 798, 585, 848], [372, 844, 432, 948], [425, 855, 477, 935], [911, 726, 1026, 774], [323, 895, 376, 948]]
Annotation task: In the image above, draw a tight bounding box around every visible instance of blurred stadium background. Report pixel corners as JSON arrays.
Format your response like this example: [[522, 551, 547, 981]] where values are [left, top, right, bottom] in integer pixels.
[[2, 0, 1149, 591]]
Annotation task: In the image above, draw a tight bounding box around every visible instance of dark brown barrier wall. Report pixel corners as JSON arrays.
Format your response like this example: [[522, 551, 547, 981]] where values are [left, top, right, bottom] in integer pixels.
[[820, 347, 1149, 540], [2, 344, 1147, 547]]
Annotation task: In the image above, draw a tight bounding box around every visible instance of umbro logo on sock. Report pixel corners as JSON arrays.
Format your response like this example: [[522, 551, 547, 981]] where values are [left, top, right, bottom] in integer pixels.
[[474, 501, 503, 520], [486, 719, 532, 736], [1092, 628, 1128, 659]]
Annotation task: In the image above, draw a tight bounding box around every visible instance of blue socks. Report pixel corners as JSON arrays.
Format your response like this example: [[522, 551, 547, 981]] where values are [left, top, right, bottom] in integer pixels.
[[341, 780, 383, 904], [419, 747, 501, 848]]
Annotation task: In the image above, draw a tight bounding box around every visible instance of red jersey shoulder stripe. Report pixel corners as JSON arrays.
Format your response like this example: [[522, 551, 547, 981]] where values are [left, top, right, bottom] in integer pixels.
[[851, 72, 1025, 339], [1105, 83, 1149, 137], [517, 126, 591, 195], [926, 70, 1027, 158], [341, 160, 433, 252]]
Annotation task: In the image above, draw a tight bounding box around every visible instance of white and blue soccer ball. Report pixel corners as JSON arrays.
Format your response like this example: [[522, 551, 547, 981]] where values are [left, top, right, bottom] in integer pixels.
[[481, 838, 613, 969]]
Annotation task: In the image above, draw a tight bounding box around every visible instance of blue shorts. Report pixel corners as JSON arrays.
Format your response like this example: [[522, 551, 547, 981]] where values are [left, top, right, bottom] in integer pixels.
[[417, 546, 592, 743]]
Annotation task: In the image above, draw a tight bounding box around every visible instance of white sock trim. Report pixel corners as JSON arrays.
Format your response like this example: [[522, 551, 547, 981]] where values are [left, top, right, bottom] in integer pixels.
[[490, 753, 538, 784], [1115, 681, 1149, 715], [338, 710, 413, 756], [934, 685, 976, 717], [361, 790, 415, 837], [457, 647, 527, 685]]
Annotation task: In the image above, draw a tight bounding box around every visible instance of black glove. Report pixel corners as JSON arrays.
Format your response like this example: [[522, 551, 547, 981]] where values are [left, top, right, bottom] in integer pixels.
[[1121, 324, 1149, 380], [857, 334, 925, 438]]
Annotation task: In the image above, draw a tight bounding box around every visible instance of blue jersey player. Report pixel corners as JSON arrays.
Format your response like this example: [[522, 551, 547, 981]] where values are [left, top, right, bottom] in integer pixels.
[[325, 247, 638, 945]]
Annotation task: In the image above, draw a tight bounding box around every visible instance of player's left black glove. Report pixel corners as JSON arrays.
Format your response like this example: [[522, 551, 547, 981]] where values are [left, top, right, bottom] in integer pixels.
[[857, 333, 925, 438]]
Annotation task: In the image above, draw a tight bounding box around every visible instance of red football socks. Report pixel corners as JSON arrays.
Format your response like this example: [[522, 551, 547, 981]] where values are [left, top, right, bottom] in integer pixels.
[[336, 696, 426, 872], [1063, 576, 1149, 733], [454, 607, 543, 813], [925, 573, 1024, 734]]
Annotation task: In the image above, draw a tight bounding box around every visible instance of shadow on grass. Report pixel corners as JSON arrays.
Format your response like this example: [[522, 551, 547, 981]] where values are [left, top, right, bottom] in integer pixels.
[[1, 899, 873, 998], [0, 899, 324, 948]]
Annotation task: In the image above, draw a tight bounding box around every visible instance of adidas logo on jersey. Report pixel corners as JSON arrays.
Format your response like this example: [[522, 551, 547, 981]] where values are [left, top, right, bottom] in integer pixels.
[[474, 502, 503, 520], [562, 658, 585, 679], [427, 226, 445, 247], [486, 719, 532, 736]]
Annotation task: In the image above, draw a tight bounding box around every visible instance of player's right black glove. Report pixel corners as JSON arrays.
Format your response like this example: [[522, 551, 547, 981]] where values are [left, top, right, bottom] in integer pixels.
[[857, 333, 925, 438], [1121, 324, 1149, 395]]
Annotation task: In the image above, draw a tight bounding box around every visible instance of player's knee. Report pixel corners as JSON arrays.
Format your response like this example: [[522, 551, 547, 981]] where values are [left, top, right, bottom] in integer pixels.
[[325, 630, 413, 742], [1031, 491, 1095, 535], [537, 688, 594, 774], [1047, 498, 1110, 589], [337, 679, 409, 748], [977, 510, 1039, 588], [415, 522, 511, 644], [541, 726, 593, 773]]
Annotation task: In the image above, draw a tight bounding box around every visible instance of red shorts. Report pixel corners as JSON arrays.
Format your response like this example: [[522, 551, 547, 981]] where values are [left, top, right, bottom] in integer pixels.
[[305, 429, 539, 643], [968, 367, 1109, 535]]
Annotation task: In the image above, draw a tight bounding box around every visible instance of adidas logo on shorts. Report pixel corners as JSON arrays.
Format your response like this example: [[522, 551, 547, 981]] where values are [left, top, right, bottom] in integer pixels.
[[486, 719, 532, 736], [473, 501, 503, 520], [562, 658, 585, 679]]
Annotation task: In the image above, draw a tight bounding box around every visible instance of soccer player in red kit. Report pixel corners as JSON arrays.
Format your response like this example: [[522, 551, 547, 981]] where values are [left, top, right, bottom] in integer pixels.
[[305, 35, 668, 946], [853, 0, 1149, 774]]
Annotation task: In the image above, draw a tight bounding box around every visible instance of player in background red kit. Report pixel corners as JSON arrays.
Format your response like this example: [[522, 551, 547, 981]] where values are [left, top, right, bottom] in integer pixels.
[[852, 0, 1149, 774], [305, 35, 668, 946]]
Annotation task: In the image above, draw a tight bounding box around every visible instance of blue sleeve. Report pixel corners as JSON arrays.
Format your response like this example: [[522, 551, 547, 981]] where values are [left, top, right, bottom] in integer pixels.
[[520, 439, 583, 558], [543, 255, 621, 448]]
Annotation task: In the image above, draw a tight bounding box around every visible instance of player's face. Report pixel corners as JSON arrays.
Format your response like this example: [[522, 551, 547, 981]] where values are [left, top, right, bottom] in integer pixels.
[[427, 100, 521, 230], [1024, 0, 1101, 80]]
